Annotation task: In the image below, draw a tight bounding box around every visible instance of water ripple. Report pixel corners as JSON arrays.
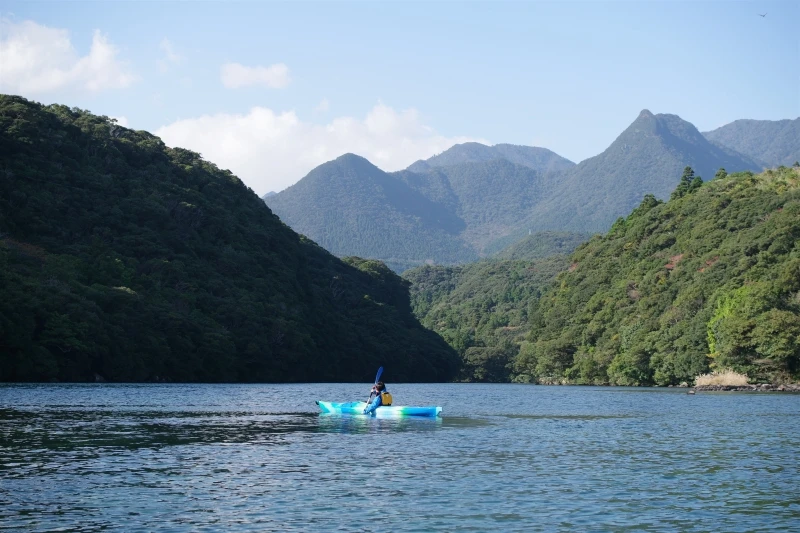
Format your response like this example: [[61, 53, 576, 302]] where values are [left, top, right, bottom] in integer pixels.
[[1, 383, 798, 532]]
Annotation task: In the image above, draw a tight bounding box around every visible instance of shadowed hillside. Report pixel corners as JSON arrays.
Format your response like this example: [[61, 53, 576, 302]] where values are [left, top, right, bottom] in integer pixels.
[[0, 95, 460, 383]]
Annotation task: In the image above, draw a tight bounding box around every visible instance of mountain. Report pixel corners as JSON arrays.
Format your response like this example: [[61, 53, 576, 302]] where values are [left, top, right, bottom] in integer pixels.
[[264, 153, 478, 272], [0, 95, 460, 383], [407, 142, 575, 173], [262, 190, 277, 198], [395, 159, 558, 252], [265, 110, 770, 272], [266, 145, 572, 270], [518, 166, 800, 386], [703, 118, 800, 167], [521, 110, 765, 233]]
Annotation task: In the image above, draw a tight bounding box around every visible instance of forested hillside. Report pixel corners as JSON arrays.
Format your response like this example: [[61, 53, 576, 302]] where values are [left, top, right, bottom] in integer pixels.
[[405, 256, 568, 381], [493, 231, 592, 260], [0, 95, 460, 383], [703, 118, 800, 168], [518, 166, 800, 386]]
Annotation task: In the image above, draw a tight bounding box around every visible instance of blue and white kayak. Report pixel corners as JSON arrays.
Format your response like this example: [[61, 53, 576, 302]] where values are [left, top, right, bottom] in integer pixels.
[[316, 401, 442, 418]]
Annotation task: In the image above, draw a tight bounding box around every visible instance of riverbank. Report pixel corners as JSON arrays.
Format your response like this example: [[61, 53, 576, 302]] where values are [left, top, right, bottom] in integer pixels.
[[692, 384, 800, 392]]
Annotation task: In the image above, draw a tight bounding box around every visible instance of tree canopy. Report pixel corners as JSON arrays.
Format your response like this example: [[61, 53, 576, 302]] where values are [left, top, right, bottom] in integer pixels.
[[0, 95, 459, 383], [518, 166, 800, 385]]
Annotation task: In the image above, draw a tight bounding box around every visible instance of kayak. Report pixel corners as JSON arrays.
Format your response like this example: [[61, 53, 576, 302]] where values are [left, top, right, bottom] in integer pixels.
[[316, 400, 442, 418]]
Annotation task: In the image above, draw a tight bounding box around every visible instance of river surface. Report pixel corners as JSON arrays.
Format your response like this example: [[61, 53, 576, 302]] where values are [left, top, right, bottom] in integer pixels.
[[1, 383, 798, 532]]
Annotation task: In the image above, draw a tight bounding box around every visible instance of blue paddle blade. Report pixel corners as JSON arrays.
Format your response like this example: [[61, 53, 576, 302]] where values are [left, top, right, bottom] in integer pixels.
[[375, 366, 383, 384]]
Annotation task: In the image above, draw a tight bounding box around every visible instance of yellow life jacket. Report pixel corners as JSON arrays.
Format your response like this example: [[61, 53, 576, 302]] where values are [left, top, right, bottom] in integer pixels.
[[380, 391, 393, 406]]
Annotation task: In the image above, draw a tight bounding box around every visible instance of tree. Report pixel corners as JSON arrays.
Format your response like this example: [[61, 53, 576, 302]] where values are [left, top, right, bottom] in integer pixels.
[[671, 166, 702, 200]]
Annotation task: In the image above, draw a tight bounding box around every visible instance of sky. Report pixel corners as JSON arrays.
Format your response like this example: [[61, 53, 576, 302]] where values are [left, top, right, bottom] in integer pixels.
[[1, 0, 797, 195]]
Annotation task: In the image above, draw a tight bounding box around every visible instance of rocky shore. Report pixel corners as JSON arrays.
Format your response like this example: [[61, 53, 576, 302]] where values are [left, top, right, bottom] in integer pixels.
[[692, 383, 800, 392]]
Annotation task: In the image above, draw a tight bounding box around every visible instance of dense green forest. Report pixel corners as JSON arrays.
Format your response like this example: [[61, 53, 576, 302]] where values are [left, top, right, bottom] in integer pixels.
[[406, 167, 800, 385], [405, 256, 568, 381], [0, 95, 460, 383], [492, 231, 592, 261], [518, 166, 800, 385]]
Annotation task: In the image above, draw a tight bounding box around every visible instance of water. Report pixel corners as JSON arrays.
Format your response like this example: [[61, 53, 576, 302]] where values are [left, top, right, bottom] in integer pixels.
[[1, 383, 798, 532]]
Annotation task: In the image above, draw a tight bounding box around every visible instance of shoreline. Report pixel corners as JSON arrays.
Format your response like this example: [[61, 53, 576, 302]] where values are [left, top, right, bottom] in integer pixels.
[[691, 384, 800, 392]]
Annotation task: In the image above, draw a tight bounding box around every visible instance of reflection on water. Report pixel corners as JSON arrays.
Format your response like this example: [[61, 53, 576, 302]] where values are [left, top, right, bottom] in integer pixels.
[[1, 383, 799, 532], [317, 413, 442, 434], [500, 413, 633, 420]]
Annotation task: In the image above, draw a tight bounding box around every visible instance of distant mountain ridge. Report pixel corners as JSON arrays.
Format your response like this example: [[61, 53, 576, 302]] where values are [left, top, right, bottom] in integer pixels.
[[703, 118, 800, 167], [265, 111, 770, 271], [407, 142, 575, 174], [518, 110, 763, 233], [265, 154, 478, 271], [395, 158, 559, 252]]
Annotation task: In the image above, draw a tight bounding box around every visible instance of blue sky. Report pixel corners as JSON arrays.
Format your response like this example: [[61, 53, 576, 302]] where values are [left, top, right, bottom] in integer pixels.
[[1, 0, 797, 194]]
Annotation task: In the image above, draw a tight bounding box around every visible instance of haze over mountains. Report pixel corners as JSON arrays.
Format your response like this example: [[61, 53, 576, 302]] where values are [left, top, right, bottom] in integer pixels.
[[406, 143, 575, 174], [703, 118, 800, 168], [519, 110, 764, 234], [265, 110, 794, 271]]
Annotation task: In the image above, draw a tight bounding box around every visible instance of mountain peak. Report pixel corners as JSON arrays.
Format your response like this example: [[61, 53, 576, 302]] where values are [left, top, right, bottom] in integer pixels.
[[406, 142, 574, 174], [335, 153, 371, 164], [639, 109, 654, 119]]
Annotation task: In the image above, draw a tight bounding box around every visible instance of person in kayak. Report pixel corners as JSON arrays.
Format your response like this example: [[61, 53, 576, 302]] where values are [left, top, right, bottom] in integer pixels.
[[363, 381, 392, 414]]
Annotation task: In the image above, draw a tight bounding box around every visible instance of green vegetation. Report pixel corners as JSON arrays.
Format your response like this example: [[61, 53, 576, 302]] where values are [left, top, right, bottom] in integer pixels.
[[405, 256, 568, 381], [492, 231, 592, 261], [704, 118, 800, 168], [517, 166, 800, 385], [0, 95, 459, 383]]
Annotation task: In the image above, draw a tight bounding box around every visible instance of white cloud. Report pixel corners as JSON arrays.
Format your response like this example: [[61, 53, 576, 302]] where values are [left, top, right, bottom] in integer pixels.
[[220, 62, 290, 89], [0, 19, 136, 95], [155, 102, 485, 195], [157, 38, 183, 73], [315, 98, 330, 112]]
